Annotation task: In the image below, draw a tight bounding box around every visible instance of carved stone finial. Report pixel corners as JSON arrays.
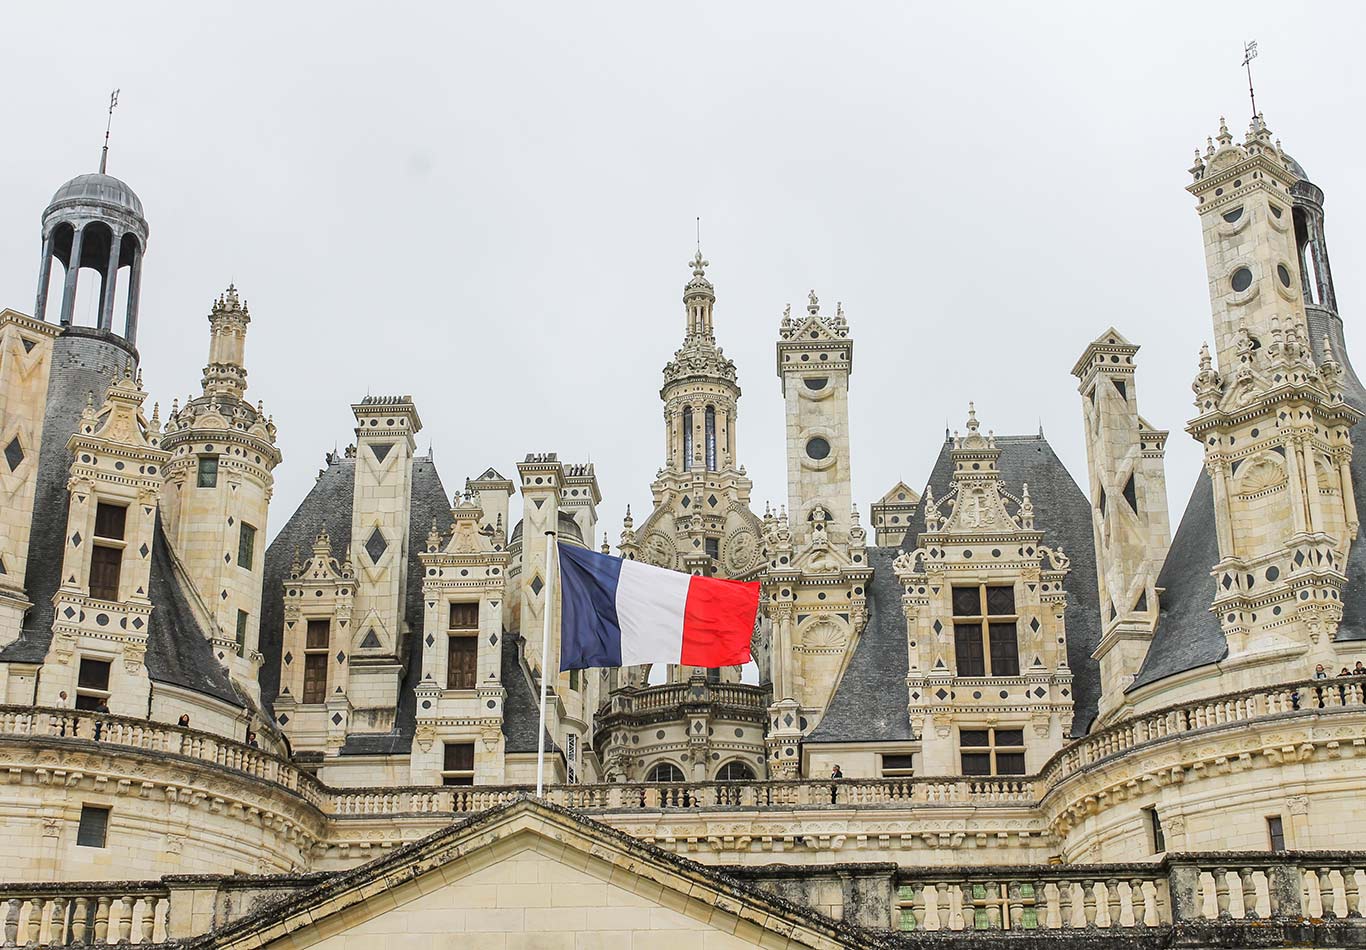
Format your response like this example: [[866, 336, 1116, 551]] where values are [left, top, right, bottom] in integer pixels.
[[689, 249, 708, 278]]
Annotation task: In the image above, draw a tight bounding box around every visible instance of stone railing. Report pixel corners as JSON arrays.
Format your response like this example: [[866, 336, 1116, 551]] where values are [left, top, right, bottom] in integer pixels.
[[0, 882, 169, 946], [0, 707, 326, 809], [601, 680, 770, 716], [0, 677, 1362, 826], [1037, 674, 1366, 792], [893, 851, 1366, 932]]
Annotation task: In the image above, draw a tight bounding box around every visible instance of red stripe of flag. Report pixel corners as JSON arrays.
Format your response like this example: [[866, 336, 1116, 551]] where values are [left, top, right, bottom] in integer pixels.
[[679, 575, 761, 667]]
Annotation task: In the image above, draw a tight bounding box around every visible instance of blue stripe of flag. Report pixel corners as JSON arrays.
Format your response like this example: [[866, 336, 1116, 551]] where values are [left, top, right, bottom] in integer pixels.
[[558, 543, 624, 670]]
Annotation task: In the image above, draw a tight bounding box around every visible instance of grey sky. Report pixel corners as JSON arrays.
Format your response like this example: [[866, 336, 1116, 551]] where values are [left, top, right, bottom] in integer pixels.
[[3, 3, 1365, 545]]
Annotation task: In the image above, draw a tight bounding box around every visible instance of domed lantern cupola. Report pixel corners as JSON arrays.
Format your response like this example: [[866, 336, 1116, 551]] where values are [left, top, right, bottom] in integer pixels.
[[34, 120, 149, 345]]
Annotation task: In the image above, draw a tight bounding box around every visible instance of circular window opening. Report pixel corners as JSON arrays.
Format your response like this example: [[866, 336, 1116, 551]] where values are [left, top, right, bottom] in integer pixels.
[[804, 377, 828, 391], [805, 437, 831, 461], [1222, 206, 1244, 224], [1277, 263, 1292, 288], [1231, 267, 1253, 292]]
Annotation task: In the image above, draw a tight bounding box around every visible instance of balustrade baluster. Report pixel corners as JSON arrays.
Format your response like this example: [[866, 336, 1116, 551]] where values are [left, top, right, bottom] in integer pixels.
[[71, 895, 90, 942], [1238, 867, 1257, 919], [1213, 868, 1232, 918], [50, 895, 68, 945], [1081, 880, 1098, 927], [1341, 865, 1361, 917], [3, 898, 19, 944], [140, 896, 157, 942], [94, 894, 111, 943], [25, 897, 43, 946], [1130, 879, 1147, 927]]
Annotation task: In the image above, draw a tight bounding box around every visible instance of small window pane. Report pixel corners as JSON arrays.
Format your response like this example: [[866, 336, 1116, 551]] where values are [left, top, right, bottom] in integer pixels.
[[959, 730, 990, 747], [94, 503, 127, 540], [952, 587, 981, 616], [197, 456, 219, 488], [89, 545, 122, 600], [443, 742, 474, 771], [986, 586, 1015, 615], [76, 806, 109, 848], [647, 763, 685, 783], [995, 729, 1025, 746], [235, 610, 248, 650], [447, 636, 477, 690], [988, 623, 1020, 676], [449, 603, 479, 630], [717, 762, 755, 781], [302, 654, 328, 704], [306, 620, 330, 649], [1268, 816, 1286, 851], [238, 523, 256, 571], [961, 752, 992, 775], [78, 657, 111, 691], [954, 624, 985, 676], [995, 752, 1026, 775], [882, 754, 915, 773]]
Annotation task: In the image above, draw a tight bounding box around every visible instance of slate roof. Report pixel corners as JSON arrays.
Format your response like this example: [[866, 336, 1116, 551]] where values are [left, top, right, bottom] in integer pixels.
[[1131, 303, 1366, 690], [1, 329, 240, 706], [808, 433, 1103, 743], [804, 546, 912, 744]]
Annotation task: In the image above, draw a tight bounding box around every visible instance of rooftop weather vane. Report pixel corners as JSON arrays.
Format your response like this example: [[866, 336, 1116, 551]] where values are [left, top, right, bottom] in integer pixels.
[[1242, 40, 1258, 118], [100, 88, 120, 174]]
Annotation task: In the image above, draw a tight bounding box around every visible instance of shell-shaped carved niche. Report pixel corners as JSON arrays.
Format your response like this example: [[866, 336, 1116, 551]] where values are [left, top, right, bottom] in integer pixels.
[[799, 617, 847, 652], [1238, 454, 1287, 496]]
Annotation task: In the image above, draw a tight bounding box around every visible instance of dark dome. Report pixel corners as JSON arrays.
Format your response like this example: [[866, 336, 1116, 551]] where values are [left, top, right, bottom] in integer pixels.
[[47, 173, 145, 219], [510, 510, 584, 544], [1282, 152, 1309, 183]]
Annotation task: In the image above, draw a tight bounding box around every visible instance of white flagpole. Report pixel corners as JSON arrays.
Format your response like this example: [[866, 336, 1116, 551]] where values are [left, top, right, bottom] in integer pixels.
[[535, 530, 556, 797]]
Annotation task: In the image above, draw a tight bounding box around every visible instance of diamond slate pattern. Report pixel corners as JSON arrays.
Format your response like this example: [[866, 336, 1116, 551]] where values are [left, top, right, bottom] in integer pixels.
[[3, 437, 24, 472], [365, 527, 388, 564]]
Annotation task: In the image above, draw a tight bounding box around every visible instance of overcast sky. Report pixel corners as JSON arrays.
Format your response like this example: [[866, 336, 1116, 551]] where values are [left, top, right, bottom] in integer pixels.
[[3, 3, 1365, 548]]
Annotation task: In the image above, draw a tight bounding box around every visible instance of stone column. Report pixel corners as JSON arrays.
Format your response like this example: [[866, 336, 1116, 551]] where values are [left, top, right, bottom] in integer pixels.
[[124, 246, 143, 343], [59, 224, 85, 326], [34, 233, 53, 321], [99, 231, 121, 331]]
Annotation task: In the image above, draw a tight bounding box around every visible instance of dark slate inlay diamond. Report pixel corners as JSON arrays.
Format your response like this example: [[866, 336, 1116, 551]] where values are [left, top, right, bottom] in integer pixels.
[[221, 590, 229, 600], [530, 575, 544, 596], [362, 629, 381, 649], [336, 651, 346, 664], [681, 496, 691, 508], [934, 688, 949, 701], [131, 617, 143, 630], [224, 552, 232, 563], [3, 437, 24, 472], [488, 632, 498, 646], [1029, 617, 1041, 632], [424, 633, 435, 648], [139, 543, 149, 558], [371, 442, 393, 463], [708, 494, 719, 508], [932, 619, 943, 634], [284, 652, 293, 665], [70, 532, 81, 548], [278, 714, 289, 725], [63, 606, 75, 619], [365, 527, 388, 564], [331, 713, 343, 725]]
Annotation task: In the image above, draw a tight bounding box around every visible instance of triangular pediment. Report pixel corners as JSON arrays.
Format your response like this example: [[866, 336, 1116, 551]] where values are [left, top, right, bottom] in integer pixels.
[[196, 798, 870, 949], [874, 481, 920, 507]]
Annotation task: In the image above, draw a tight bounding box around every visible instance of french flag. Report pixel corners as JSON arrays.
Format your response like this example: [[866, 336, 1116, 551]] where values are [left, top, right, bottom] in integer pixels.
[[557, 543, 760, 671]]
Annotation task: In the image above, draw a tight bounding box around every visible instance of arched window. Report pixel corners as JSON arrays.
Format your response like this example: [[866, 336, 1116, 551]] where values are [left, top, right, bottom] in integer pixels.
[[705, 406, 717, 471], [682, 407, 693, 472], [646, 762, 685, 783], [716, 761, 755, 782]]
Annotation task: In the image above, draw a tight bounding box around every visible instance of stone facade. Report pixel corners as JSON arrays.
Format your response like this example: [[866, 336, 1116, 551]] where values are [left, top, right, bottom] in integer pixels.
[[4, 103, 1366, 950]]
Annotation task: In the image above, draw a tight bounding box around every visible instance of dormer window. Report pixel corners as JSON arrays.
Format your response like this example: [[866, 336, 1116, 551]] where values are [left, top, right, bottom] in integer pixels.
[[952, 584, 1020, 676]]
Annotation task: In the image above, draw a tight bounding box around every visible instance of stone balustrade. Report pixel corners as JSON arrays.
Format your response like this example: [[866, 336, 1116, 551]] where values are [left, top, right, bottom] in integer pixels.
[[4, 853, 1363, 946], [0, 883, 168, 947], [894, 852, 1366, 932], [0, 675, 1362, 829], [1037, 674, 1366, 789]]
